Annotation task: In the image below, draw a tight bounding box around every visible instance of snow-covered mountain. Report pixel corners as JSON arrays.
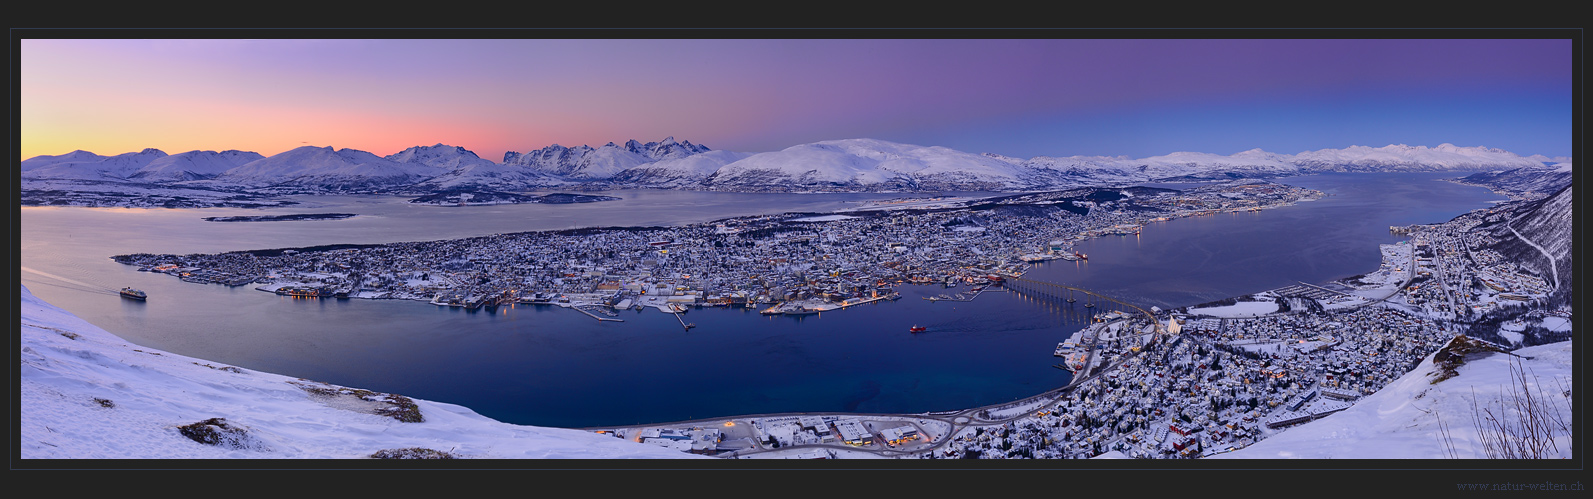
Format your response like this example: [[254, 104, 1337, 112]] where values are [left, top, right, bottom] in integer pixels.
[[504, 140, 685, 180], [704, 139, 1036, 191], [21, 148, 169, 181], [1291, 143, 1546, 172], [1137, 149, 1302, 180], [20, 149, 109, 171], [127, 150, 265, 182], [988, 153, 1145, 188], [607, 149, 755, 188], [18, 285, 702, 459], [1486, 185, 1573, 294], [204, 145, 442, 191], [389, 143, 567, 192], [1216, 337, 1572, 459], [624, 136, 711, 161], [384, 143, 498, 171], [1452, 163, 1573, 200]]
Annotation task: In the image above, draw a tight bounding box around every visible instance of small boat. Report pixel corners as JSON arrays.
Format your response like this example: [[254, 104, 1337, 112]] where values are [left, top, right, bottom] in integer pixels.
[[910, 325, 926, 333], [119, 287, 147, 301]]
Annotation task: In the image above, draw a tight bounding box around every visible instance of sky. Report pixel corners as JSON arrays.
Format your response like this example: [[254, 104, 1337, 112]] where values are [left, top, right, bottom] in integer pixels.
[[19, 36, 1574, 163]]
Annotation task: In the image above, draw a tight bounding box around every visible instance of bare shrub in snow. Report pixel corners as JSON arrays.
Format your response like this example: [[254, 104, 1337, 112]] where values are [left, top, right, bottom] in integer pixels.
[[1468, 356, 1572, 459]]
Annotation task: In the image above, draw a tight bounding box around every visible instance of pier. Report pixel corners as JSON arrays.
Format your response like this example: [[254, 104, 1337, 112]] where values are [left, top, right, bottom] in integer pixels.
[[668, 304, 695, 330], [571, 304, 625, 322], [923, 285, 993, 303]]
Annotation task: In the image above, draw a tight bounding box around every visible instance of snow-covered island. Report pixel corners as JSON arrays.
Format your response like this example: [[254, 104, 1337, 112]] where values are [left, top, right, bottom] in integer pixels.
[[202, 213, 358, 222], [406, 190, 621, 206], [108, 181, 1322, 317]]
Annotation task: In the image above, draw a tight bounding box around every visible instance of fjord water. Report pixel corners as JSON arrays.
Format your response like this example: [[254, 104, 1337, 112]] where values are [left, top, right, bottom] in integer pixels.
[[18, 174, 1505, 427]]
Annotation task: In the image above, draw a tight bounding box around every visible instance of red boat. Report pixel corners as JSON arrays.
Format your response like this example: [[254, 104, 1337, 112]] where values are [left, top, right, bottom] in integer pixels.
[[910, 325, 926, 333]]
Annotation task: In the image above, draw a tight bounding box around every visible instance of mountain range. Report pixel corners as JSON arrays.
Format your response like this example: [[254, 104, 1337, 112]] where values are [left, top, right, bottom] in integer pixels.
[[21, 139, 1567, 195]]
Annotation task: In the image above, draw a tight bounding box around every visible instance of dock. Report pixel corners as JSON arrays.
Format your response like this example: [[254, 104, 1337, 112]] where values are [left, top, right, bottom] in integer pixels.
[[668, 304, 695, 330], [923, 286, 991, 303], [571, 304, 624, 322]]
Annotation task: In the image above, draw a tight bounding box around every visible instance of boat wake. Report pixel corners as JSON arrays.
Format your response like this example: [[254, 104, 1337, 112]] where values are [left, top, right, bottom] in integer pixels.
[[20, 266, 116, 296]]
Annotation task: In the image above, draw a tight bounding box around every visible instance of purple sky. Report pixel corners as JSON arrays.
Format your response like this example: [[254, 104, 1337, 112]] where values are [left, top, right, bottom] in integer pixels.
[[21, 37, 1574, 161]]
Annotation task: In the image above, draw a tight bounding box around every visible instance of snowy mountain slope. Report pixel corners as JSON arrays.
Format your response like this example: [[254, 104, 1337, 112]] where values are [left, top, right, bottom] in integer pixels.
[[997, 148, 1301, 185], [384, 143, 498, 171], [1507, 185, 1573, 271], [1131, 149, 1302, 180], [205, 146, 441, 190], [608, 149, 754, 187], [502, 139, 704, 180], [21, 148, 169, 181], [20, 150, 108, 171], [704, 139, 1035, 191], [18, 285, 702, 459], [1215, 337, 1573, 459], [1489, 185, 1574, 294], [1292, 144, 1545, 172], [1452, 163, 1573, 199], [408, 162, 568, 191], [127, 150, 265, 182], [389, 143, 568, 191], [623, 136, 711, 161], [989, 153, 1146, 187]]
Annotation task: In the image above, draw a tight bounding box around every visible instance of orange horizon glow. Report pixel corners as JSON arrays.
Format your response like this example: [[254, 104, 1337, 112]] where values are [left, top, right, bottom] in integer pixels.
[[20, 38, 1573, 164]]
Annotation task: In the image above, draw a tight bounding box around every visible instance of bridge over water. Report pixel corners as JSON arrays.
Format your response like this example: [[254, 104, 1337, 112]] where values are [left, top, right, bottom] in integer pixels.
[[1000, 275, 1166, 337]]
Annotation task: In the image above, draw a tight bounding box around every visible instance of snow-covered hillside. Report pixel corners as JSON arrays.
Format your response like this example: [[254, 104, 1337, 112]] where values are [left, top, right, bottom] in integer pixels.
[[1453, 163, 1574, 200], [1291, 143, 1546, 172], [608, 149, 755, 187], [20, 149, 108, 171], [18, 285, 702, 459], [385, 143, 499, 171], [705, 138, 1035, 191], [1216, 337, 1573, 459], [203, 145, 445, 191], [128, 150, 265, 182], [393, 143, 566, 191], [21, 148, 168, 181], [502, 137, 713, 181]]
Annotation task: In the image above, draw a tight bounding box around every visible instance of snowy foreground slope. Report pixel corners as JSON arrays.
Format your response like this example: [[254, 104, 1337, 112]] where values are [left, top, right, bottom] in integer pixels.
[[18, 285, 702, 459], [1215, 338, 1573, 459]]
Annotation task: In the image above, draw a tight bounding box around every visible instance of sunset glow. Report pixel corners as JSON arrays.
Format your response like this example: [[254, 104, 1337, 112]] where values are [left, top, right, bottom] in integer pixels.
[[19, 36, 1573, 162]]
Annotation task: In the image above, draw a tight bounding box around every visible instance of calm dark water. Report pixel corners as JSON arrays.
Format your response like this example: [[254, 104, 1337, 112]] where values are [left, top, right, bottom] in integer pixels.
[[1038, 172, 1508, 308], [18, 175, 1505, 427]]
